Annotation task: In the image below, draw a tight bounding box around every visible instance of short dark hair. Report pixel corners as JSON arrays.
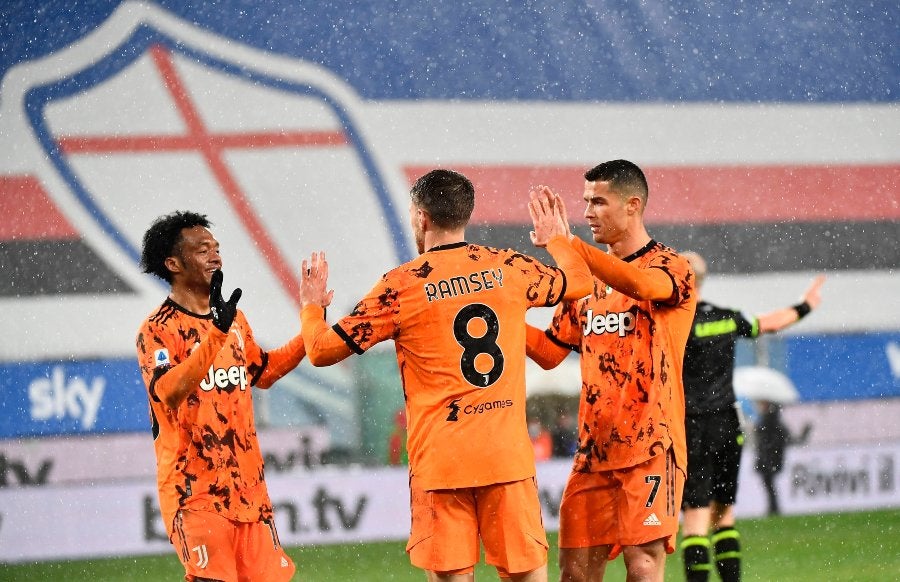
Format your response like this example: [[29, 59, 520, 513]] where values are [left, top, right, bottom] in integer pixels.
[[584, 159, 649, 207], [140, 211, 211, 283], [409, 169, 475, 230]]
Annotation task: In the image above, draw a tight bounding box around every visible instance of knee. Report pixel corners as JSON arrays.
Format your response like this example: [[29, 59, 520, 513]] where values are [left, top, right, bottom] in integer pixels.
[[559, 561, 585, 582], [623, 545, 665, 581], [559, 555, 591, 582], [624, 559, 657, 581]]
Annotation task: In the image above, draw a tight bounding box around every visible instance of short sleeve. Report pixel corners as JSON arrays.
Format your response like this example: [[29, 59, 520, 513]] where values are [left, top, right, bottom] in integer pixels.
[[334, 275, 400, 352], [648, 251, 694, 307], [734, 310, 759, 339], [546, 298, 584, 352], [505, 251, 567, 308]]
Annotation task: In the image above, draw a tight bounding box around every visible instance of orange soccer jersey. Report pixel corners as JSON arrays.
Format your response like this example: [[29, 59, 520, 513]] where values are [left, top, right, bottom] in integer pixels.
[[135, 299, 273, 536], [544, 240, 695, 473], [332, 242, 571, 491]]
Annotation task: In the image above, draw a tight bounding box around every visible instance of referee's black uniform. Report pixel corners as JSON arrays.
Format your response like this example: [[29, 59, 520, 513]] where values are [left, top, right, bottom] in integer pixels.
[[682, 300, 758, 509]]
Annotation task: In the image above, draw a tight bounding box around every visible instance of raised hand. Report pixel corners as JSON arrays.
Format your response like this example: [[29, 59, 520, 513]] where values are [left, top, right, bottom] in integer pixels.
[[529, 185, 563, 247], [300, 251, 335, 310], [209, 269, 242, 333], [803, 275, 826, 309], [552, 191, 573, 240]]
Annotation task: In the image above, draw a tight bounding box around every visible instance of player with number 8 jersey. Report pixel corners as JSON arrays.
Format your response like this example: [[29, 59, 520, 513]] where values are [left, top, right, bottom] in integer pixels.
[[298, 170, 592, 580], [335, 242, 574, 490]]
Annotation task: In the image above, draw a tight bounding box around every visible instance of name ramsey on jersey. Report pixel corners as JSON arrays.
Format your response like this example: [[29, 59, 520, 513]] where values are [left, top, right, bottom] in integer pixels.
[[424, 268, 504, 302]]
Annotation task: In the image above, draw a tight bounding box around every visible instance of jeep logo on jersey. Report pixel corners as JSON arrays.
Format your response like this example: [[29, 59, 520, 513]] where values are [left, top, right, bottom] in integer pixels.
[[199, 365, 249, 392], [583, 308, 637, 337]]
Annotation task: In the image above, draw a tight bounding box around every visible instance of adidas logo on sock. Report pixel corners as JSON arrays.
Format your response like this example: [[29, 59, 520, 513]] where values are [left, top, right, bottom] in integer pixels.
[[643, 513, 662, 526], [281, 556, 290, 567]]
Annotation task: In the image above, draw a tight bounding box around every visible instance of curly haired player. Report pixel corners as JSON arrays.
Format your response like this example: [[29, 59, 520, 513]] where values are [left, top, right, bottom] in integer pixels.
[[136, 210, 312, 582]]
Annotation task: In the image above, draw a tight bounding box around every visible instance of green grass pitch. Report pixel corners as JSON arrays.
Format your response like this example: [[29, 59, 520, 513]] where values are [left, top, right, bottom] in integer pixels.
[[3, 509, 897, 581]]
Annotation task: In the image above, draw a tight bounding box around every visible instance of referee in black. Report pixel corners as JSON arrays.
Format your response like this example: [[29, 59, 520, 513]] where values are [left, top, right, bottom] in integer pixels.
[[679, 252, 824, 582]]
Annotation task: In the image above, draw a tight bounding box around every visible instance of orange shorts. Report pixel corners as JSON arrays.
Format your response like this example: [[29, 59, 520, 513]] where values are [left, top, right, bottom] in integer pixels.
[[170, 509, 295, 582], [559, 447, 684, 558], [407, 475, 548, 577]]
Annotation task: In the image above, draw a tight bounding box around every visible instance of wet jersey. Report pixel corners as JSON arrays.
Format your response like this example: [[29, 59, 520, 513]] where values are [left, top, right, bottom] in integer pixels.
[[332, 242, 570, 490], [683, 300, 758, 414], [547, 240, 695, 473], [136, 299, 272, 535]]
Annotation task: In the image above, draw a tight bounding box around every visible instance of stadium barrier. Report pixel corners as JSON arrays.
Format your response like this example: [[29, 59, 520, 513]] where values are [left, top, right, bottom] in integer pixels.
[[1, 441, 898, 563]]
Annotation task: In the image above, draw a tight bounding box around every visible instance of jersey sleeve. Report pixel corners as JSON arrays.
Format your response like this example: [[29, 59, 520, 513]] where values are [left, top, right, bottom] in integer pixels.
[[503, 249, 568, 309], [646, 250, 694, 307], [734, 310, 759, 339], [333, 274, 401, 353], [545, 297, 585, 349], [571, 236, 675, 302], [545, 235, 593, 301], [135, 316, 228, 408], [254, 333, 305, 388]]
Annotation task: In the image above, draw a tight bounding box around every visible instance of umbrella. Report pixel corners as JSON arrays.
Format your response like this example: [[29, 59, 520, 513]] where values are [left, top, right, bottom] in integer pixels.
[[525, 355, 582, 396], [733, 366, 799, 403]]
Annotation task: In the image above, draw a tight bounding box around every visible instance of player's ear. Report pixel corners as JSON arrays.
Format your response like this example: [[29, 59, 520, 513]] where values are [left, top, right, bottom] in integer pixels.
[[626, 195, 643, 216], [417, 208, 431, 231], [164, 255, 182, 276]]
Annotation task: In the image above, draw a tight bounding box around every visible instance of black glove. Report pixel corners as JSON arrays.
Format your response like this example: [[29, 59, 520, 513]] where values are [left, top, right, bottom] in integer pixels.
[[209, 269, 242, 333]]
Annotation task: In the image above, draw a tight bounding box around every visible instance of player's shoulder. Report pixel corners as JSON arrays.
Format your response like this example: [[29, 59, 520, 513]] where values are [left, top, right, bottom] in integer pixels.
[[697, 300, 740, 317], [645, 242, 692, 272], [139, 299, 177, 328], [139, 297, 208, 334], [651, 241, 686, 261], [399, 243, 527, 275]]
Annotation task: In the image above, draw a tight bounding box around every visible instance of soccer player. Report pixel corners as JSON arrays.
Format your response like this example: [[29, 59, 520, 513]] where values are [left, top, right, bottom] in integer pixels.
[[298, 169, 593, 581], [135, 211, 308, 582], [525, 159, 697, 581], [679, 251, 824, 582]]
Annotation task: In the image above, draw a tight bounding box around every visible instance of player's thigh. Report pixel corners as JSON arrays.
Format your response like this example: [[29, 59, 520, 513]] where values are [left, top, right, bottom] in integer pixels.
[[234, 518, 296, 582], [476, 478, 548, 576], [407, 476, 480, 573], [170, 509, 237, 582], [558, 470, 618, 549]]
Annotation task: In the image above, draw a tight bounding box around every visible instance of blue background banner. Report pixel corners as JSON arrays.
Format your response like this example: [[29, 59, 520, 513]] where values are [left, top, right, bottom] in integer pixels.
[[1, 1, 896, 102], [786, 332, 900, 401], [0, 359, 148, 438], [2, 331, 897, 441]]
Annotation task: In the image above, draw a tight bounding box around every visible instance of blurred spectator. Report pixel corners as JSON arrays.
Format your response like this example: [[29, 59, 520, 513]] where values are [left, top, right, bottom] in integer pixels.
[[528, 416, 553, 462], [754, 400, 811, 516], [387, 407, 408, 465], [551, 410, 577, 458]]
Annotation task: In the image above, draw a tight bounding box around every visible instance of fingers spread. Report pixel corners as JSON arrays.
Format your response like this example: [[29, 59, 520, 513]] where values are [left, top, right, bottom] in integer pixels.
[[228, 288, 242, 307]]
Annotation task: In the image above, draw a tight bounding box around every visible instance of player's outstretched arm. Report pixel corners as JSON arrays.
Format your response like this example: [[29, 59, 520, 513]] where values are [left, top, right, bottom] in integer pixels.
[[255, 334, 306, 389], [569, 236, 674, 302], [544, 189, 674, 302], [757, 274, 825, 333], [299, 252, 354, 366], [525, 324, 570, 369], [257, 257, 344, 386], [529, 187, 592, 299]]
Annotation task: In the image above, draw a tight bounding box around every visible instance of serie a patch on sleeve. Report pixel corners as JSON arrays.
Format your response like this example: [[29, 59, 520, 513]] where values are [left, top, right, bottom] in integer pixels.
[[154, 349, 170, 368]]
